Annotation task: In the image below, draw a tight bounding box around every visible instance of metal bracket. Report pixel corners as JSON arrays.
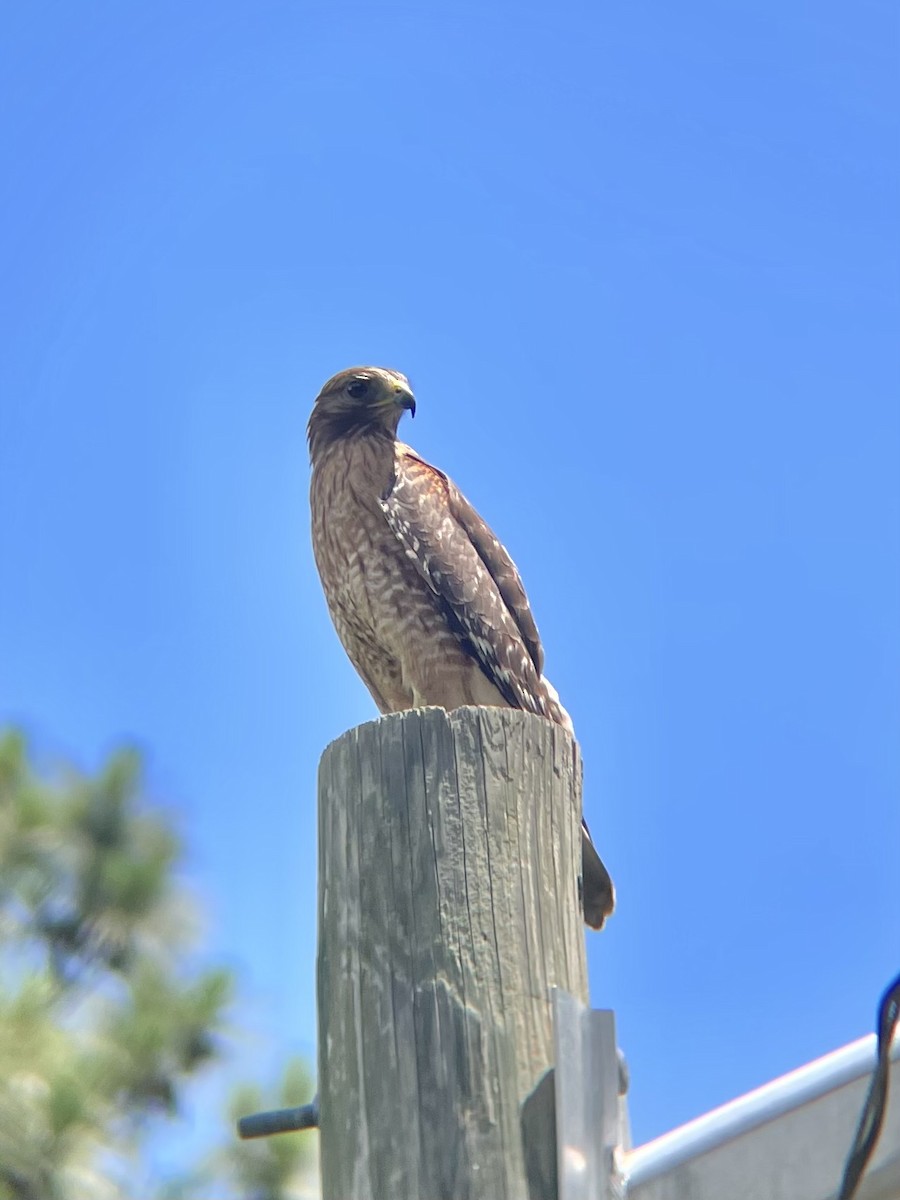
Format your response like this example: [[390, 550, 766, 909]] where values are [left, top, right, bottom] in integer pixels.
[[553, 989, 627, 1200], [237, 1094, 319, 1139]]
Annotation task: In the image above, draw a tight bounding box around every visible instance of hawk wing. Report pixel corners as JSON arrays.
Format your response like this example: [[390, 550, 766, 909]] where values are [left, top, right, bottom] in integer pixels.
[[380, 446, 553, 718]]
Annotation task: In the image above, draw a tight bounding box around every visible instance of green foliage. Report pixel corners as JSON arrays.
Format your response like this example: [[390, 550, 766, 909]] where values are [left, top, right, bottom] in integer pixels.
[[0, 732, 178, 983], [0, 730, 316, 1200]]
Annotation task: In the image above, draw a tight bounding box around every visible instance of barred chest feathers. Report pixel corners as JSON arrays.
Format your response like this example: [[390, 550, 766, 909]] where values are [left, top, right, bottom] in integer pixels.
[[310, 434, 511, 713]]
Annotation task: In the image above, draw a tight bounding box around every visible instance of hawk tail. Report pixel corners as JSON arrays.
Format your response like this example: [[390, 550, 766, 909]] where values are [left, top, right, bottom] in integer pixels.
[[581, 819, 615, 930]]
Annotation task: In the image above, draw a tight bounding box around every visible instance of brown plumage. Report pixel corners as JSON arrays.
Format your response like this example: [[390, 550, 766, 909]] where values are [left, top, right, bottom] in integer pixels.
[[308, 365, 614, 929]]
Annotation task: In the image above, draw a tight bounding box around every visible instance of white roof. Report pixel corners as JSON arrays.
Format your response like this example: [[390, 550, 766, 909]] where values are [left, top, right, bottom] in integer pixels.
[[624, 1032, 900, 1200]]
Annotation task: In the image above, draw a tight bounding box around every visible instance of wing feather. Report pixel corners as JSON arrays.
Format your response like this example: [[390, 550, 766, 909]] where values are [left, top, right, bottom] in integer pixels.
[[442, 477, 544, 676], [380, 446, 550, 716]]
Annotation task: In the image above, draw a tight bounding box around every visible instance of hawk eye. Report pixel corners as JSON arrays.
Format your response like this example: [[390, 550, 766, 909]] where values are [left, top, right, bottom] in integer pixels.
[[347, 379, 370, 399]]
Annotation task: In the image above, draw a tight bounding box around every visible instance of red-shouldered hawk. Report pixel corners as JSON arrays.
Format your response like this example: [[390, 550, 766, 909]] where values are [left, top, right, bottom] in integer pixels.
[[309, 365, 614, 929]]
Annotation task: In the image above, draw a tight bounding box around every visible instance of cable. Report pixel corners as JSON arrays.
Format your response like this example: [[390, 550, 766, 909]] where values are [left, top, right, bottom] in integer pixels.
[[837, 972, 900, 1200]]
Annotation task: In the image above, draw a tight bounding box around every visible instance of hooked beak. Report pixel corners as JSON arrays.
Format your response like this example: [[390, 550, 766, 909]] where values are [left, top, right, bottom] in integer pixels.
[[394, 385, 416, 418]]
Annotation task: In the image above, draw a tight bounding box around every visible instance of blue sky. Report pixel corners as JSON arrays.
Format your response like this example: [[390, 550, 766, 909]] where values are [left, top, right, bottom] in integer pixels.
[[1, 0, 897, 1172]]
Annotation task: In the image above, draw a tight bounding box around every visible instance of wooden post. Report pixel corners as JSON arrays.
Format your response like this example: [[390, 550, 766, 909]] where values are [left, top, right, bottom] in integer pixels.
[[316, 706, 590, 1200]]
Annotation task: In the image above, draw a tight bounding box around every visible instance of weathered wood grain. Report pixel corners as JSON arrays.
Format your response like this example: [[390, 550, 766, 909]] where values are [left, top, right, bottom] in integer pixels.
[[317, 707, 589, 1200]]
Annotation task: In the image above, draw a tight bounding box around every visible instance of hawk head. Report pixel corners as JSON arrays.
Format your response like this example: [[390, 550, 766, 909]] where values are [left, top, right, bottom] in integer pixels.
[[308, 367, 416, 460]]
